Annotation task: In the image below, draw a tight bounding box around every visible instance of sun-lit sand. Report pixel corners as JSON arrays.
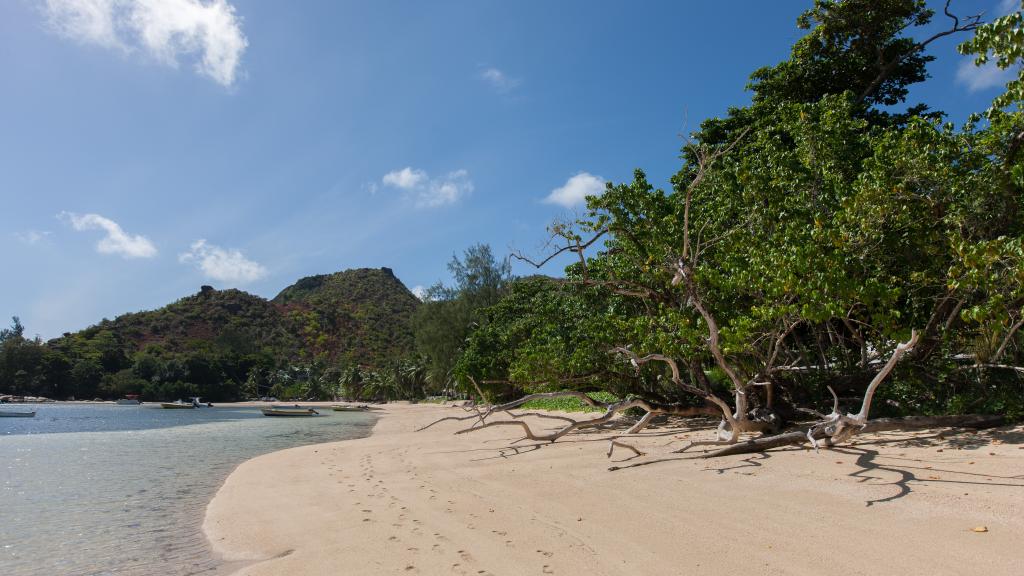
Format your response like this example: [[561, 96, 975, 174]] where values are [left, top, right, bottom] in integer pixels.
[[204, 404, 1024, 575]]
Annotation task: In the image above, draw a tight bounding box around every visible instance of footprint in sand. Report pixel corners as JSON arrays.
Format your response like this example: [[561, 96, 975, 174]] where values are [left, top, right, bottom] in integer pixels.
[[536, 550, 553, 558]]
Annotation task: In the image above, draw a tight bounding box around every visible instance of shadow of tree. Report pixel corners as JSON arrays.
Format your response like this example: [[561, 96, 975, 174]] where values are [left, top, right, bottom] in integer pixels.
[[702, 452, 771, 475], [831, 446, 1024, 506]]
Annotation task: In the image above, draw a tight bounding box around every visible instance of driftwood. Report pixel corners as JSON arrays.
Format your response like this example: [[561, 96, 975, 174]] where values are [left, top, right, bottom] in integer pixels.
[[448, 396, 717, 443], [700, 414, 1006, 458], [416, 391, 612, 432]]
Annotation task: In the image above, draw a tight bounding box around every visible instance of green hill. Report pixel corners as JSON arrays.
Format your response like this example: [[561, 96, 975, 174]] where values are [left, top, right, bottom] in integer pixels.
[[87, 286, 293, 356], [6, 267, 420, 401], [273, 267, 421, 364]]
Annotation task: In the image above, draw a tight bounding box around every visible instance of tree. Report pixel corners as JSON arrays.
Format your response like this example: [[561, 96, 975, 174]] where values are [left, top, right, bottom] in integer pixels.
[[413, 244, 513, 394], [427, 0, 1020, 456]]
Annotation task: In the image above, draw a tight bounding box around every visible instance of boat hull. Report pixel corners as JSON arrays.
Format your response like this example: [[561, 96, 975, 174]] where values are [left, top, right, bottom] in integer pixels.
[[261, 408, 318, 416], [0, 411, 36, 417], [160, 403, 195, 409]]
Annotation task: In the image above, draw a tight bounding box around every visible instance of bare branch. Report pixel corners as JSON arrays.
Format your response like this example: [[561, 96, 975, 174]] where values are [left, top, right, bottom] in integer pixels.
[[511, 229, 607, 270], [994, 315, 1024, 362]]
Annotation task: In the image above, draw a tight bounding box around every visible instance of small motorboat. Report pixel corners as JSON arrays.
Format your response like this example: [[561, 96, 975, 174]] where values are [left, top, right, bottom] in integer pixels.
[[116, 398, 141, 405], [160, 400, 196, 409], [331, 404, 369, 412], [262, 406, 319, 417], [0, 410, 36, 418]]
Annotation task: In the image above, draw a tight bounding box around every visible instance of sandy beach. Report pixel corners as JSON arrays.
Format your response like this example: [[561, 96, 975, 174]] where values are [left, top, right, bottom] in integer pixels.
[[204, 404, 1024, 576]]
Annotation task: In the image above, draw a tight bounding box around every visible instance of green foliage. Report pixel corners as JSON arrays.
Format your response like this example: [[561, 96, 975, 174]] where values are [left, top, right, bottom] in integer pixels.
[[519, 392, 619, 413], [0, 269, 421, 401], [451, 0, 1024, 421], [958, 2, 1024, 111], [750, 0, 933, 113], [273, 267, 420, 365], [412, 244, 513, 394]]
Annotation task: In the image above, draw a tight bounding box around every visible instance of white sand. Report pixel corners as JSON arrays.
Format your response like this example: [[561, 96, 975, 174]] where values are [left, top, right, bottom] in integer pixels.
[[204, 404, 1024, 575]]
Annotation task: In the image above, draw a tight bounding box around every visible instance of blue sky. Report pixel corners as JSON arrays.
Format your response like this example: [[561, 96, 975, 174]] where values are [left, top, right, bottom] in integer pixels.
[[0, 0, 1015, 339]]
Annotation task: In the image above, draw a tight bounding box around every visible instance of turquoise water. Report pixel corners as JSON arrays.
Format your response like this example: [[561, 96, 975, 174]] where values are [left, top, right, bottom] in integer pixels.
[[0, 404, 376, 576]]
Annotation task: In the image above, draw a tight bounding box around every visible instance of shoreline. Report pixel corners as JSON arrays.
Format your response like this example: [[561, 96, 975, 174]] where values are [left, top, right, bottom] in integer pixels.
[[203, 404, 1024, 575]]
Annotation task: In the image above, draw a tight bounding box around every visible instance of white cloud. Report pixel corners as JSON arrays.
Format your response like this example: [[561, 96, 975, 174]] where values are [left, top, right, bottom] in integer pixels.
[[543, 172, 606, 208], [422, 170, 473, 208], [61, 212, 158, 258], [480, 67, 521, 93], [382, 167, 428, 190], [179, 239, 267, 284], [380, 167, 473, 208], [14, 230, 52, 245], [43, 0, 248, 87], [956, 59, 1016, 92], [45, 0, 121, 48], [410, 285, 426, 300]]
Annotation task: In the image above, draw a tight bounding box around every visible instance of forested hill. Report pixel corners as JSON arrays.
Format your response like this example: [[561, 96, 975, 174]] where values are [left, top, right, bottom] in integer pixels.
[[272, 267, 421, 364], [4, 267, 420, 401]]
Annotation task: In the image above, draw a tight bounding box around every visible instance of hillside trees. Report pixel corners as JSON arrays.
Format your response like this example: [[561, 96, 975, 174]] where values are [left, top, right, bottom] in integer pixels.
[[0, 268, 422, 401]]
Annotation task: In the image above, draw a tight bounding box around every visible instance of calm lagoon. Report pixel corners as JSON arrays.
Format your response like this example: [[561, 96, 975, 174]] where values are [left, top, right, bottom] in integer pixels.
[[1, 403, 376, 576]]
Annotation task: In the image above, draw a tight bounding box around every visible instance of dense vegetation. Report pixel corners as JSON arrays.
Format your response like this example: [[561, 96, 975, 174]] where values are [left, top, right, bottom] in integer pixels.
[[0, 268, 421, 401], [451, 0, 1024, 425]]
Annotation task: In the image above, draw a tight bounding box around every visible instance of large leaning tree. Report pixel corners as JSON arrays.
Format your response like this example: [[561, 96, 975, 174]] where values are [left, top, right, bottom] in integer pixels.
[[427, 0, 1024, 457]]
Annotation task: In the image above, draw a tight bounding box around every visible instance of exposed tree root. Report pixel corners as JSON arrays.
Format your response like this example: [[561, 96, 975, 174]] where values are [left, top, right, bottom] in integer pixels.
[[803, 330, 920, 450], [453, 398, 715, 442], [416, 391, 609, 432], [699, 414, 1006, 458]]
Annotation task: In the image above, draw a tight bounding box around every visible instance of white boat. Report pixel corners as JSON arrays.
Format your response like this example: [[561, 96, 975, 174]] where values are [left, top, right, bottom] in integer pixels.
[[262, 406, 318, 416], [331, 404, 372, 412], [116, 399, 141, 405], [0, 410, 36, 417]]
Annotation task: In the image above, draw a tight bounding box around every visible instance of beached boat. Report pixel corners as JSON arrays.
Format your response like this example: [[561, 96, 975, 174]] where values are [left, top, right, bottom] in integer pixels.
[[0, 410, 36, 417], [160, 401, 196, 409], [262, 406, 319, 416], [331, 404, 370, 412]]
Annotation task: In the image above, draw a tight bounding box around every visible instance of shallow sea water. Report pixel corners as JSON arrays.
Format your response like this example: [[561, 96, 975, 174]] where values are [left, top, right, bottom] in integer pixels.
[[0, 403, 376, 576]]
